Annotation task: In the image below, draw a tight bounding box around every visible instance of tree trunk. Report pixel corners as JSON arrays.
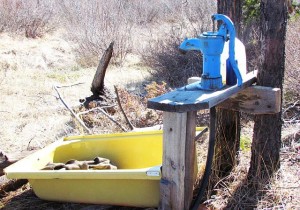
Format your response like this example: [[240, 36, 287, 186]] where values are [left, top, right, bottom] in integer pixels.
[[217, 0, 242, 35], [248, 0, 288, 180], [91, 42, 114, 96], [210, 0, 243, 191]]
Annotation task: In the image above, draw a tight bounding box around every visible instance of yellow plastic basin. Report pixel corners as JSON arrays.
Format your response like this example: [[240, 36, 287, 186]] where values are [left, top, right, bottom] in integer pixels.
[[5, 128, 203, 207]]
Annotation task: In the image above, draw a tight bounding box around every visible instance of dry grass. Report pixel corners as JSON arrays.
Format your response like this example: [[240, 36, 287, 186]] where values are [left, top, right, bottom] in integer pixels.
[[0, 31, 152, 153], [208, 154, 300, 209], [201, 123, 300, 210], [0, 31, 80, 153]]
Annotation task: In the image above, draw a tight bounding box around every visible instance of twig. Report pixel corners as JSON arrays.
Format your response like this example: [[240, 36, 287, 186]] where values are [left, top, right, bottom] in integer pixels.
[[27, 135, 42, 150], [98, 108, 128, 132], [53, 85, 92, 134], [55, 82, 85, 88], [194, 127, 208, 142], [0, 111, 11, 113], [114, 85, 135, 130], [77, 107, 128, 132], [283, 100, 299, 111], [77, 105, 115, 116], [283, 119, 300, 124], [276, 186, 300, 189], [283, 100, 299, 115]]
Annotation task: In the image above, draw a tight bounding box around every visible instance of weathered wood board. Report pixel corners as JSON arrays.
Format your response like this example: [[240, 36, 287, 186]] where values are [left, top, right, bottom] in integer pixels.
[[160, 112, 196, 210], [218, 86, 281, 114], [147, 71, 257, 112]]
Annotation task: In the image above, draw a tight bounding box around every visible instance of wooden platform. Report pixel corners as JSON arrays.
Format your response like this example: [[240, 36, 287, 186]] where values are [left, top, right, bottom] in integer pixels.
[[147, 71, 258, 210], [147, 71, 257, 112]]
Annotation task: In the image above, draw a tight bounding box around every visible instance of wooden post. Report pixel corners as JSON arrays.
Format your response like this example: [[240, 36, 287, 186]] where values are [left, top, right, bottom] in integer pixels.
[[147, 72, 257, 209], [159, 111, 196, 210]]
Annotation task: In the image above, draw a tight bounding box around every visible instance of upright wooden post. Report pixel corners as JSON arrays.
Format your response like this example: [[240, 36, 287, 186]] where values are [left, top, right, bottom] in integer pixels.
[[147, 72, 257, 209], [159, 111, 196, 210]]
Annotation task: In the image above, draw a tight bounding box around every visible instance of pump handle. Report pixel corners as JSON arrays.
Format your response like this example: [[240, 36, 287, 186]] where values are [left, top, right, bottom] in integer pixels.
[[212, 14, 243, 86]]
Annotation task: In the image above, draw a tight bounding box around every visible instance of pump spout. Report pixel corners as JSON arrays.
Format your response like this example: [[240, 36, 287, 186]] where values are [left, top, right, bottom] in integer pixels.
[[179, 38, 202, 54]]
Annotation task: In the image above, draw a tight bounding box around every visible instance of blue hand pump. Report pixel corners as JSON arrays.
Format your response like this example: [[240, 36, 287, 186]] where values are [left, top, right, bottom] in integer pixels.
[[179, 14, 243, 91]]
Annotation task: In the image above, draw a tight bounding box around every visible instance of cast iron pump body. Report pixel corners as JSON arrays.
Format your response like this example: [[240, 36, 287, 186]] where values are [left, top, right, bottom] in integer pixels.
[[179, 14, 243, 91]]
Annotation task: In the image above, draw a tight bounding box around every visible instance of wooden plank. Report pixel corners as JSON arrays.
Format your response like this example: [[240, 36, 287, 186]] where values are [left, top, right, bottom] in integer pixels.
[[218, 86, 281, 114], [147, 71, 257, 112], [184, 111, 196, 209], [159, 112, 196, 210]]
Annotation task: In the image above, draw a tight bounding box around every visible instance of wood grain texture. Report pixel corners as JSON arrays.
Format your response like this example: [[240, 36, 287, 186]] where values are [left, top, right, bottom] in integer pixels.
[[148, 71, 257, 112], [218, 86, 281, 114], [91, 42, 114, 96], [184, 111, 196, 209], [159, 112, 196, 210]]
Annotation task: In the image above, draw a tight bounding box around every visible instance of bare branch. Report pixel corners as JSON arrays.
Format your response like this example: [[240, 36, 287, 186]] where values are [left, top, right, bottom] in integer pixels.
[[194, 127, 208, 142], [98, 108, 128, 132], [77, 105, 115, 116], [77, 107, 128, 132], [55, 82, 85, 88], [114, 85, 135, 130], [53, 85, 92, 134], [283, 100, 300, 123]]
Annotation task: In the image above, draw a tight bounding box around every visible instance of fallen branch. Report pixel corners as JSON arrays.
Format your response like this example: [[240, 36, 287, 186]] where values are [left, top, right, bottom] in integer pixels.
[[194, 127, 208, 142], [53, 85, 92, 134], [284, 119, 300, 124], [114, 86, 135, 130], [77, 107, 128, 132], [55, 82, 85, 88], [77, 105, 115, 116], [283, 100, 300, 123]]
